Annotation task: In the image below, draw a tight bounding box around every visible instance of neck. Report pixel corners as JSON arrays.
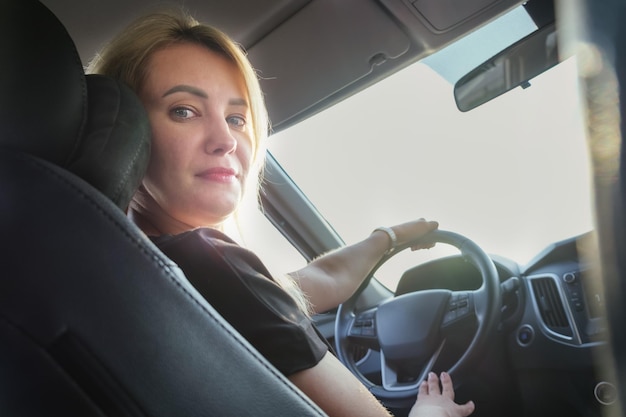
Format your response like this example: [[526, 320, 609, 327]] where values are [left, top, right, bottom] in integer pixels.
[[128, 186, 226, 236], [127, 208, 164, 237]]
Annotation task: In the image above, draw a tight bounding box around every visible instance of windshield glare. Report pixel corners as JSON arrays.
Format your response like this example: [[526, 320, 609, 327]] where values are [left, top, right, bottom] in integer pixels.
[[243, 9, 594, 292]]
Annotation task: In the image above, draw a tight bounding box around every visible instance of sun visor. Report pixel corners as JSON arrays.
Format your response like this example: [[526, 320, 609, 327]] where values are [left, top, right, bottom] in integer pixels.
[[247, 0, 410, 129]]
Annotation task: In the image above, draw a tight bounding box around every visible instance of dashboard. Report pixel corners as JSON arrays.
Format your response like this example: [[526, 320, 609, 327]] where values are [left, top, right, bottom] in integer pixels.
[[395, 232, 606, 348], [374, 231, 615, 416]]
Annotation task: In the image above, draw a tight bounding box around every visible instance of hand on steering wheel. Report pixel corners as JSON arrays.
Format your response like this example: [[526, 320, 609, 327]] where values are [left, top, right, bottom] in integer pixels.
[[334, 230, 501, 407]]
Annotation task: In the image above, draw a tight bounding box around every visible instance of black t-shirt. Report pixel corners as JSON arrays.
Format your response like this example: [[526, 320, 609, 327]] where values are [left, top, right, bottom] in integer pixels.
[[152, 228, 328, 376]]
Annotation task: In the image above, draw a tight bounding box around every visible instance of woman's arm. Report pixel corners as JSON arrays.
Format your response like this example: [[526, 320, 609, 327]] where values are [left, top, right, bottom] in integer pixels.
[[289, 352, 474, 417], [290, 218, 438, 313], [288, 352, 394, 417]]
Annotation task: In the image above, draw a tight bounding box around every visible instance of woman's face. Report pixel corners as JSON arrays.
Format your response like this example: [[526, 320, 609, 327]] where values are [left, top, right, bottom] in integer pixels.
[[137, 42, 253, 232]]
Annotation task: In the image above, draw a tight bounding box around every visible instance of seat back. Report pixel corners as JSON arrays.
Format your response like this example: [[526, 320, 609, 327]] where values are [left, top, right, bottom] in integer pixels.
[[0, 1, 325, 415]]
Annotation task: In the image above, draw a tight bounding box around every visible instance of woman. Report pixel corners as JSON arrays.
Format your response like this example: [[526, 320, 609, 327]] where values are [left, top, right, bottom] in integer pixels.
[[88, 10, 474, 417]]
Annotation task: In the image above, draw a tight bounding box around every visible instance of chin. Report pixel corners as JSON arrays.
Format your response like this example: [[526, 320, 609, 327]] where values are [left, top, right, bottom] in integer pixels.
[[191, 204, 238, 228]]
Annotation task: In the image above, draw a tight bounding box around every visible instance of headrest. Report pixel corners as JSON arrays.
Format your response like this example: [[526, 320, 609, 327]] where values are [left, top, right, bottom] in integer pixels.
[[0, 0, 150, 209]]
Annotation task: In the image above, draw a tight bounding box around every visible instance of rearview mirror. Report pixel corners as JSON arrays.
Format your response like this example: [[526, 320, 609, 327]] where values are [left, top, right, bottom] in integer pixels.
[[454, 22, 564, 112]]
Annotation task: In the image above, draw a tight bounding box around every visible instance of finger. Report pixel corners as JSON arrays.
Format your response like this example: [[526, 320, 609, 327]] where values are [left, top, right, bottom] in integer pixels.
[[410, 242, 436, 251], [411, 219, 438, 231], [416, 220, 438, 232], [458, 400, 475, 416], [395, 219, 439, 246], [427, 372, 440, 395], [411, 220, 438, 239], [439, 372, 455, 400]]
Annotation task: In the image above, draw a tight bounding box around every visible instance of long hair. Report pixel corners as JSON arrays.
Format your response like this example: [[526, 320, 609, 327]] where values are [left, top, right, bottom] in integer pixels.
[[88, 9, 311, 314], [87, 10, 267, 175]]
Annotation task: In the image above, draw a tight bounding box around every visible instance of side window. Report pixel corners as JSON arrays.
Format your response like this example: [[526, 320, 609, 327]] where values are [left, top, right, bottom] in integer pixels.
[[226, 199, 308, 275]]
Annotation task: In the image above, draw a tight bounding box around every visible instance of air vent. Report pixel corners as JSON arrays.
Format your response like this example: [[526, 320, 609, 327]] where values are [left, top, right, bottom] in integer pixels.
[[531, 278, 572, 336]]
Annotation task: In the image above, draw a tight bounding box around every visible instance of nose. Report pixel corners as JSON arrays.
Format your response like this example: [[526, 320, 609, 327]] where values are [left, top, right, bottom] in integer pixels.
[[204, 118, 237, 156]]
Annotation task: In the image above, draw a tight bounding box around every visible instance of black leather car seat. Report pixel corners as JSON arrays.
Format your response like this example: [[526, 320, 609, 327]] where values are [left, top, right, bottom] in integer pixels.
[[0, 1, 325, 415]]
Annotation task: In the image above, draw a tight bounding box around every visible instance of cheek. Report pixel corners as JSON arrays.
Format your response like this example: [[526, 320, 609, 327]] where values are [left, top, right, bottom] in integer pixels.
[[238, 140, 255, 177], [239, 145, 260, 197], [145, 127, 172, 176], [144, 122, 188, 186]]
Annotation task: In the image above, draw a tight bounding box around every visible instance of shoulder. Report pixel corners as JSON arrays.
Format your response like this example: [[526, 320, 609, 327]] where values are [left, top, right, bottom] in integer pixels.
[[152, 228, 269, 275], [150, 228, 286, 309], [151, 228, 329, 375]]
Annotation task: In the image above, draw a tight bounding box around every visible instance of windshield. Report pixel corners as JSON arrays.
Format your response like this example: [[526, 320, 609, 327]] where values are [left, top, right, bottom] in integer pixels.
[[243, 6, 594, 291]]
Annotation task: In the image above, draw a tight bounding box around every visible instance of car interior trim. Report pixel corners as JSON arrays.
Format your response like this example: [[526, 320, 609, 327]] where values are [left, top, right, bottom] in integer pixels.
[[527, 273, 582, 345]]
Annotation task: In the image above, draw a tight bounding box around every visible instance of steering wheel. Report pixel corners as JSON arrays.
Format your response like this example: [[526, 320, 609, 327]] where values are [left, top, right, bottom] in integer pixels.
[[335, 230, 501, 407]]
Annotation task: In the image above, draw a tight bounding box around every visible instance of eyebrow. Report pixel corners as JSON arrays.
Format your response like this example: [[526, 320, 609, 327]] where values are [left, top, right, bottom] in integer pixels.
[[228, 97, 248, 107], [162, 85, 208, 98], [161, 85, 249, 108]]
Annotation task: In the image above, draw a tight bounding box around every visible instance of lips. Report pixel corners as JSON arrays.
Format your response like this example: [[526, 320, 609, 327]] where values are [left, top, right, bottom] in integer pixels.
[[196, 167, 237, 183]]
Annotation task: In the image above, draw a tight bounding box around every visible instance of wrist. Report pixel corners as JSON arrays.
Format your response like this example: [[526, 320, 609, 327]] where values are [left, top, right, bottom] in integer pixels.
[[372, 226, 397, 255]]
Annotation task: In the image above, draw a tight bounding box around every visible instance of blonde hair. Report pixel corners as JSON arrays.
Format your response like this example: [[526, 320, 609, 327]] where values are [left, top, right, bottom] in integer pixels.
[[88, 9, 310, 314], [87, 9, 267, 174]]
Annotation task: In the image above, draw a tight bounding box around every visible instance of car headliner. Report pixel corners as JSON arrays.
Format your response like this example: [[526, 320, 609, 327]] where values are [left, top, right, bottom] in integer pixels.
[[41, 0, 525, 131]]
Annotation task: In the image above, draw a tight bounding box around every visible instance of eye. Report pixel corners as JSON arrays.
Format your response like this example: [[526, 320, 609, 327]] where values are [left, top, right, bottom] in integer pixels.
[[170, 106, 197, 120], [227, 115, 247, 130]]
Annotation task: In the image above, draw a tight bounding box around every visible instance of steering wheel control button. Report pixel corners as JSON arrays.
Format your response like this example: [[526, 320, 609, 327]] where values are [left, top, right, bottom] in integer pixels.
[[350, 312, 376, 337], [517, 325, 535, 346], [444, 293, 471, 324], [443, 309, 457, 323]]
